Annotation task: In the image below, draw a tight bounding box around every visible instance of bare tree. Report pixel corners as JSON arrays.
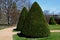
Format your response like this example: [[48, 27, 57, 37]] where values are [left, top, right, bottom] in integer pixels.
[[17, 0, 31, 10], [10, 2, 19, 24], [0, 0, 31, 24]]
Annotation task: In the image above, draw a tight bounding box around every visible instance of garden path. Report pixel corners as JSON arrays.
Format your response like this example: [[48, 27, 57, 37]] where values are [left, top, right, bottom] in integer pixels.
[[0, 26, 19, 40], [50, 30, 60, 32]]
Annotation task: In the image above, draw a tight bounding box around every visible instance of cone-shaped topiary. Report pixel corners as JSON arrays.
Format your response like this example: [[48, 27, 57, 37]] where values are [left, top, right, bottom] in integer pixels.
[[49, 16, 56, 25], [22, 2, 50, 38], [16, 7, 28, 31]]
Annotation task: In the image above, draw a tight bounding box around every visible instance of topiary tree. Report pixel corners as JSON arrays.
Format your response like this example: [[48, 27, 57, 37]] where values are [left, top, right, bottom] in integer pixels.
[[16, 7, 28, 31], [49, 16, 56, 25], [22, 2, 50, 38]]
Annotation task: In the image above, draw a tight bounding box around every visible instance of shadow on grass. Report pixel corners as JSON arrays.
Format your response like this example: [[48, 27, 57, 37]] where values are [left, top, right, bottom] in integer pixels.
[[17, 33, 48, 38], [13, 29, 20, 32], [17, 33, 26, 37]]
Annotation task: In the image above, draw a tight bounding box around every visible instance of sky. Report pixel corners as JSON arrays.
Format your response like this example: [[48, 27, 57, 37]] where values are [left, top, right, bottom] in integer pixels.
[[31, 0, 60, 13]]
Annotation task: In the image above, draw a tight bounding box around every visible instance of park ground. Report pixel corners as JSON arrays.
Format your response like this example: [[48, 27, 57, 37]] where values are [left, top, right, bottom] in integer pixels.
[[0, 25, 60, 40]]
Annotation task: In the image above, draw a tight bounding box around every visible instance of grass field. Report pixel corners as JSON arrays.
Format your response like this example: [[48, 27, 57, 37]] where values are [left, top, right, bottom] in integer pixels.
[[13, 25, 60, 40], [0, 28, 4, 30], [0, 26, 5, 30], [0, 25, 12, 30], [49, 25, 60, 30], [13, 32, 60, 40]]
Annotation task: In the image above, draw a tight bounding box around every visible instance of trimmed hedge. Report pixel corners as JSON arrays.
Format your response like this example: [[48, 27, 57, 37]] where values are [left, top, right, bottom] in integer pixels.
[[16, 7, 28, 31], [22, 2, 50, 38], [49, 16, 56, 25]]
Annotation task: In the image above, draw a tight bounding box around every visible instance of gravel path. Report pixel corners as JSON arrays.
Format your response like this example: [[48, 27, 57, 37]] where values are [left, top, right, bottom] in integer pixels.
[[50, 30, 60, 32], [0, 26, 18, 40], [0, 26, 60, 40]]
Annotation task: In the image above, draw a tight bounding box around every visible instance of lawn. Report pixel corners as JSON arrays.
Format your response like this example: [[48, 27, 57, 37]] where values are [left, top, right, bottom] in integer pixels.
[[49, 25, 60, 30], [13, 25, 60, 40], [0, 26, 5, 30], [13, 32, 60, 40], [0, 28, 4, 30], [0, 25, 12, 30]]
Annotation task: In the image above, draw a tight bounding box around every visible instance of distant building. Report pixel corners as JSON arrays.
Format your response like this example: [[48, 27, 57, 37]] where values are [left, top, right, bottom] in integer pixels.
[[54, 15, 60, 24], [44, 10, 60, 24]]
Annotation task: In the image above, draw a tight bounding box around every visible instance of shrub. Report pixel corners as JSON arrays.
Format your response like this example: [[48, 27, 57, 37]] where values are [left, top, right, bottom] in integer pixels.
[[49, 16, 56, 25], [22, 2, 50, 38], [16, 7, 28, 31]]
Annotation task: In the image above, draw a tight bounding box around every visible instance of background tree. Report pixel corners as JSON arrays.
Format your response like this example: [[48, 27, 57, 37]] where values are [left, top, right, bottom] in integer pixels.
[[49, 16, 56, 25], [0, 0, 31, 24], [0, 0, 8, 24], [17, 0, 31, 10], [10, 2, 19, 24], [0, 6, 1, 19]]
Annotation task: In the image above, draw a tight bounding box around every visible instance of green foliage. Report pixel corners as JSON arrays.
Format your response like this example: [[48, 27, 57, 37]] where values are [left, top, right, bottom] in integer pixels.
[[49, 16, 56, 25], [49, 25, 60, 30], [16, 7, 28, 31], [22, 2, 50, 38]]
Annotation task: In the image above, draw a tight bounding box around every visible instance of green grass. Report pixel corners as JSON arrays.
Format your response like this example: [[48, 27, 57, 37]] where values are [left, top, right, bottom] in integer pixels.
[[13, 32, 60, 40], [0, 26, 5, 30], [13, 25, 60, 40], [0, 28, 4, 30], [0, 25, 12, 30], [49, 25, 60, 30]]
